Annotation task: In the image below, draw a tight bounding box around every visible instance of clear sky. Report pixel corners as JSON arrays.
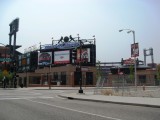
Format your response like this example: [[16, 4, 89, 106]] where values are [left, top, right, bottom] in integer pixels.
[[0, 0, 160, 64]]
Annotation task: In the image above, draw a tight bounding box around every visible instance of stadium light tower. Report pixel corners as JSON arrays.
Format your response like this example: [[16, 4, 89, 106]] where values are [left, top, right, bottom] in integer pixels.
[[119, 29, 137, 89]]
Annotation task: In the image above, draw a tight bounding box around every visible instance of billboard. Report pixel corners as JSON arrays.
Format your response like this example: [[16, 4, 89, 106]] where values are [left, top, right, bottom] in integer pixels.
[[131, 43, 139, 57], [77, 48, 90, 63], [123, 58, 135, 65], [54, 50, 70, 64], [9, 18, 19, 35], [42, 42, 80, 50], [38, 52, 52, 65]]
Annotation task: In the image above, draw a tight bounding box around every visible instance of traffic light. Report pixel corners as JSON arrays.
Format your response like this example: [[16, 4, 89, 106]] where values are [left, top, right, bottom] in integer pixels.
[[72, 48, 77, 61]]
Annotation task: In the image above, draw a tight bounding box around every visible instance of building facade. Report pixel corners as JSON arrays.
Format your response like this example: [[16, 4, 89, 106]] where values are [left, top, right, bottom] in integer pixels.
[[17, 65, 97, 87], [17, 36, 97, 87], [98, 63, 158, 87]]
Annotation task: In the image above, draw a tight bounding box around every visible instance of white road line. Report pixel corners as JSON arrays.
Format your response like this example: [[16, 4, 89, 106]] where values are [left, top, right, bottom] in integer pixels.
[[0, 98, 23, 100], [0, 96, 54, 100], [25, 99, 123, 120], [39, 96, 54, 99]]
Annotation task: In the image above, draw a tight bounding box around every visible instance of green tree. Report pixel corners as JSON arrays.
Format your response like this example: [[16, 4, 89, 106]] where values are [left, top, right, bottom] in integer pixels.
[[0, 70, 14, 87], [97, 60, 102, 77], [0, 72, 3, 82], [7, 72, 14, 80], [157, 64, 160, 85], [129, 65, 134, 84]]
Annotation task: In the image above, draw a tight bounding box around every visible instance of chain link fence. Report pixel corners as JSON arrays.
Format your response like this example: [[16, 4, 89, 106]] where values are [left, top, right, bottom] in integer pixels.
[[94, 74, 160, 98]]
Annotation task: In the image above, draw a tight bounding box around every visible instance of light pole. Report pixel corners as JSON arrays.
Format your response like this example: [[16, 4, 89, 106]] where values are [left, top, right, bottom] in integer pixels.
[[77, 34, 83, 93], [48, 64, 51, 90], [119, 29, 137, 89]]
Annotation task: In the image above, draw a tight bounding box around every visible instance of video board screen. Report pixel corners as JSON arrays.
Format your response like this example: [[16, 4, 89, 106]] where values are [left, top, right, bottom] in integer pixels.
[[54, 50, 70, 64], [38, 52, 52, 65], [77, 48, 90, 63]]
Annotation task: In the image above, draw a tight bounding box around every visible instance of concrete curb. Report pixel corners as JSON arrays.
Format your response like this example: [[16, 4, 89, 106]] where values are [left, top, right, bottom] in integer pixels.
[[58, 94, 160, 108]]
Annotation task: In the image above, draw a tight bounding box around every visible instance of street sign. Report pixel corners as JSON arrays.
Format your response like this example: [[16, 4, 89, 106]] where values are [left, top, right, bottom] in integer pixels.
[[0, 58, 11, 62]]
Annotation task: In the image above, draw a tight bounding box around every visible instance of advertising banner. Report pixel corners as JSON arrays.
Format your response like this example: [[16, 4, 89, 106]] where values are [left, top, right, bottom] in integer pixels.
[[131, 43, 139, 57], [42, 42, 80, 50], [77, 48, 90, 62], [54, 50, 70, 64], [38, 52, 52, 65], [123, 58, 135, 65]]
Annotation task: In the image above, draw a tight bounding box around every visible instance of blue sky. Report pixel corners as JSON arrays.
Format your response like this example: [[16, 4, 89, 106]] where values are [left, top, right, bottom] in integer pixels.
[[0, 0, 160, 63]]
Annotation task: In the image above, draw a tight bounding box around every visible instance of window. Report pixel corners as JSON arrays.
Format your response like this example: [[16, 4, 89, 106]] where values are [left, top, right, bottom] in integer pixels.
[[86, 72, 93, 85], [61, 72, 66, 85], [139, 75, 146, 84], [29, 76, 41, 84], [53, 72, 58, 81]]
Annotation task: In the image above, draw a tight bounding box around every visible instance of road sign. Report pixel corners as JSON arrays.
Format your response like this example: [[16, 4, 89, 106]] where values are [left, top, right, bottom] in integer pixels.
[[0, 58, 11, 62]]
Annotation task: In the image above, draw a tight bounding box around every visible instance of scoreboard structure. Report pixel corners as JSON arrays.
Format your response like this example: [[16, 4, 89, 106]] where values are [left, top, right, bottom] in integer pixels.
[[18, 35, 96, 72], [39, 35, 96, 67]]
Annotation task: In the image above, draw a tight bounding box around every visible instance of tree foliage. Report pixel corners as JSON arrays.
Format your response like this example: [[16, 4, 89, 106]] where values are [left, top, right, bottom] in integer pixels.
[[96, 60, 102, 77], [129, 65, 134, 83], [0, 72, 3, 82], [0, 70, 13, 83], [157, 64, 160, 81]]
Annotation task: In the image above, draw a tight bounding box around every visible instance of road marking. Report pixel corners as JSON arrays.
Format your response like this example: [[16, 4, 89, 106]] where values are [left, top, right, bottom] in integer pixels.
[[39, 96, 54, 99], [26, 99, 123, 120], [0, 96, 54, 100], [0, 98, 23, 100]]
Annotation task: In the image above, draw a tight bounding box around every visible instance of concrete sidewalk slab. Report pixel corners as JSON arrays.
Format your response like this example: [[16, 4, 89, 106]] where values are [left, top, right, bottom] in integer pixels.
[[0, 87, 94, 91], [59, 92, 160, 108]]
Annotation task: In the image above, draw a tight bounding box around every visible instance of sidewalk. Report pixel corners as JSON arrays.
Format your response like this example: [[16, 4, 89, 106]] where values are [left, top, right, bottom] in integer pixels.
[[1, 86, 160, 108], [59, 92, 160, 108], [0, 87, 95, 91], [17, 87, 95, 90]]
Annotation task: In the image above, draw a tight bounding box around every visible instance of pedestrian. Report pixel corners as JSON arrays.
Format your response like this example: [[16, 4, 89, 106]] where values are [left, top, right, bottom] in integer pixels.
[[3, 76, 6, 88], [14, 77, 17, 88]]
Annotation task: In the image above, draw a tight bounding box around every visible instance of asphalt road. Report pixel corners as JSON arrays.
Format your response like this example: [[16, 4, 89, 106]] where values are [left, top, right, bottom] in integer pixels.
[[0, 89, 160, 120]]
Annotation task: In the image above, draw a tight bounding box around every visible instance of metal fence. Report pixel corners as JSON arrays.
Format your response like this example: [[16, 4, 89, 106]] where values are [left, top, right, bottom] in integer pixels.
[[94, 75, 160, 98]]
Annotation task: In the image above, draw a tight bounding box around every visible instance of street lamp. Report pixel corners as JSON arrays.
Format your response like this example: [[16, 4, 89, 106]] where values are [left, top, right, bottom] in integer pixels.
[[77, 34, 83, 93], [119, 29, 137, 89]]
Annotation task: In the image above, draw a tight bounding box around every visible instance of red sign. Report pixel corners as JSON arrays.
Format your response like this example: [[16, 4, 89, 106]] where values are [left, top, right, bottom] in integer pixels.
[[124, 58, 135, 65], [77, 48, 90, 63], [131, 43, 139, 57]]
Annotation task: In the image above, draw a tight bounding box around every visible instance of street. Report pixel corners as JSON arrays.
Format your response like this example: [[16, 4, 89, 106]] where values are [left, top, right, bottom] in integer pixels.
[[0, 88, 159, 120]]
